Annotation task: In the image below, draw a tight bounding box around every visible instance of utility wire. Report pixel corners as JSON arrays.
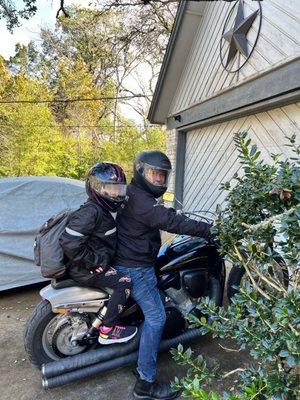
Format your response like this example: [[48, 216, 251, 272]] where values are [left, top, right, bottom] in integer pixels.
[[0, 94, 153, 105], [0, 124, 157, 129]]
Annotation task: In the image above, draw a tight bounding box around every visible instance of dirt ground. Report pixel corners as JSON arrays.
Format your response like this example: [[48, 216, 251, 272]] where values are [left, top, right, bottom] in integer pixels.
[[0, 283, 252, 400]]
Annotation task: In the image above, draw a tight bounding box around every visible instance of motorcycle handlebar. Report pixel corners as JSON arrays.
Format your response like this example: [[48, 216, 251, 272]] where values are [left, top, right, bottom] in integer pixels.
[[176, 210, 222, 247], [177, 210, 215, 223]]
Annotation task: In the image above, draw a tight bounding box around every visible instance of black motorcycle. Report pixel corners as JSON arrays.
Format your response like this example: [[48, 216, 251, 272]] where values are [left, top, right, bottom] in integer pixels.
[[24, 213, 225, 372]]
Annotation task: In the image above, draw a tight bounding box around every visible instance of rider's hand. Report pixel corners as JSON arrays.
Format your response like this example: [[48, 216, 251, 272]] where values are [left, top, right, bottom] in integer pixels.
[[89, 266, 104, 274], [88, 254, 110, 274]]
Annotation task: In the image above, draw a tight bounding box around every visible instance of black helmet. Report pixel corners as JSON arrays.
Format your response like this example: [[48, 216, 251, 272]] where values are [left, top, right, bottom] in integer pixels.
[[86, 162, 127, 212], [133, 150, 172, 197]]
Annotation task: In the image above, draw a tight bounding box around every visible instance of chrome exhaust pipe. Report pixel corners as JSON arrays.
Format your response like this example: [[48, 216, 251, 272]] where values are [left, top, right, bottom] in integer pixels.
[[42, 331, 141, 379], [42, 328, 204, 389]]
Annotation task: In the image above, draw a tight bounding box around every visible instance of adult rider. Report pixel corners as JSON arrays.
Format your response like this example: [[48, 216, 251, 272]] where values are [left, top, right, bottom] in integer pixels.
[[114, 150, 213, 400]]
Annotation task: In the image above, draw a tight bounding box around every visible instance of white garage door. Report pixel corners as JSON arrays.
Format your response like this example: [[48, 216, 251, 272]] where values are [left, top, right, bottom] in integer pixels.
[[182, 103, 300, 212]]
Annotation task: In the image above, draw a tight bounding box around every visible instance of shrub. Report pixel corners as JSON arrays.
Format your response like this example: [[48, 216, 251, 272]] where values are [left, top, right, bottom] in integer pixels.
[[171, 132, 300, 400]]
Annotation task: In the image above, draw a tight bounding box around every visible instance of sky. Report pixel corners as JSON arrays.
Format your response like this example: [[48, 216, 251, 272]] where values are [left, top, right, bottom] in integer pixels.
[[0, 0, 56, 59], [0, 0, 147, 124]]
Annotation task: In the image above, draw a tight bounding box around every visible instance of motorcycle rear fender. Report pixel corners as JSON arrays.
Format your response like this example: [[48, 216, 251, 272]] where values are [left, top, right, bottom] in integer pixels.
[[40, 284, 109, 310]]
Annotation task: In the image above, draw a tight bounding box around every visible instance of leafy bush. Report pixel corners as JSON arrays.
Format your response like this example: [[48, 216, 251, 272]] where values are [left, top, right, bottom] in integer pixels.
[[171, 132, 300, 399]]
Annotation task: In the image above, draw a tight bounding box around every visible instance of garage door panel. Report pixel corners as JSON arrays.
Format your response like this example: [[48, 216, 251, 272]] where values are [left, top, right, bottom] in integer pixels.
[[182, 106, 298, 212]]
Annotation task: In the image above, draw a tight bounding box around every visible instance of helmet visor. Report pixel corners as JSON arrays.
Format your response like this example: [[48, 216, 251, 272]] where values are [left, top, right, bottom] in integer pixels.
[[89, 176, 127, 201], [142, 162, 171, 187]]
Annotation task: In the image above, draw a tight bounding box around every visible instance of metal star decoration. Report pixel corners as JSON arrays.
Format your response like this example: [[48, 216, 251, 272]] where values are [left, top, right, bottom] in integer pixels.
[[222, 0, 259, 68]]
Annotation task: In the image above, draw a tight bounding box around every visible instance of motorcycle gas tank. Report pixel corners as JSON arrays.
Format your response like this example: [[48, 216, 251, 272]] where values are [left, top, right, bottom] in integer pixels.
[[156, 235, 215, 273], [40, 283, 108, 307]]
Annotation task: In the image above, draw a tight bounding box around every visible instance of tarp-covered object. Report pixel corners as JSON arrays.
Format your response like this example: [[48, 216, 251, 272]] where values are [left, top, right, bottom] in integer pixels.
[[0, 176, 87, 291]]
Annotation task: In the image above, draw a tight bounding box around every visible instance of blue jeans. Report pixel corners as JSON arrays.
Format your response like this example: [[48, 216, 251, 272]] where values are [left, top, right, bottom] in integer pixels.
[[115, 265, 166, 382]]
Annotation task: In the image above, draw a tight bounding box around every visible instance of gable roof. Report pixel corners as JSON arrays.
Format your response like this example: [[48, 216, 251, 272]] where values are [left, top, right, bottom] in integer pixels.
[[148, 0, 205, 125]]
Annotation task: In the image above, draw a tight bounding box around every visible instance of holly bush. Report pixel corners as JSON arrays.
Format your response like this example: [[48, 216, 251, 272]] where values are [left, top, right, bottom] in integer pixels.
[[171, 132, 300, 399]]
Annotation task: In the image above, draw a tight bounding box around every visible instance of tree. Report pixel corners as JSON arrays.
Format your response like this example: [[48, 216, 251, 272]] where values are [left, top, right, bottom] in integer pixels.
[[0, 64, 65, 176], [0, 0, 177, 36], [94, 0, 177, 126], [1, 3, 169, 179], [171, 132, 300, 399], [5, 1, 177, 126], [0, 0, 37, 31], [0, 56, 100, 179], [99, 121, 166, 176], [94, 0, 177, 62], [0, 53, 166, 179]]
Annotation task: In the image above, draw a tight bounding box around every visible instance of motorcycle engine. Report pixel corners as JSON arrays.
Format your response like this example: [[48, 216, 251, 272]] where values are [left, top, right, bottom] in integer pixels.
[[165, 286, 197, 315]]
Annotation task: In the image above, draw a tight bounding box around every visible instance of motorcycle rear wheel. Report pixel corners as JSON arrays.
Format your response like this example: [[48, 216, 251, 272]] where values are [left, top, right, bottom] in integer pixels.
[[24, 300, 88, 368]]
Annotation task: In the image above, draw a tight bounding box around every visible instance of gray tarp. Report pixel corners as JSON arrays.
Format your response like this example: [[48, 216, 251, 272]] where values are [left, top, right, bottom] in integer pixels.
[[0, 176, 87, 291]]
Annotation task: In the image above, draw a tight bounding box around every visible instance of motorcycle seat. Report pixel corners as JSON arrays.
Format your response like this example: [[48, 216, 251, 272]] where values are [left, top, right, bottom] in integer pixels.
[[50, 278, 113, 295], [51, 278, 86, 289]]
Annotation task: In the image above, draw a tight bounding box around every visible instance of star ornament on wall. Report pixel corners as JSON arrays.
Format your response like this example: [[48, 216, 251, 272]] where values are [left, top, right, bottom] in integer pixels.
[[220, 0, 262, 71]]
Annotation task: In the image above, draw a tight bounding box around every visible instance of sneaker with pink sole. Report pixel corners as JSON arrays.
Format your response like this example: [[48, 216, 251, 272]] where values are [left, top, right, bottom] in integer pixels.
[[98, 325, 138, 345]]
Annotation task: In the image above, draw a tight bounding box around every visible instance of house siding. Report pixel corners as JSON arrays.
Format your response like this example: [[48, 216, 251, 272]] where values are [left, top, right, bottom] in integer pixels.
[[169, 0, 300, 117]]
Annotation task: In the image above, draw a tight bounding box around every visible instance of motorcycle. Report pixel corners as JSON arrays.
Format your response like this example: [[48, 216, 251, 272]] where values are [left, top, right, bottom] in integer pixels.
[[24, 212, 225, 372]]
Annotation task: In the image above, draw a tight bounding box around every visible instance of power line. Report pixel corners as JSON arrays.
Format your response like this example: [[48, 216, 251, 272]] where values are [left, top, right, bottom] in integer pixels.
[[0, 94, 153, 105], [0, 124, 158, 129]]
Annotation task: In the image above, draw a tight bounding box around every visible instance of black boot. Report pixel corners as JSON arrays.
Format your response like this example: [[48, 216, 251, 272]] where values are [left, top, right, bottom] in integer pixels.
[[133, 377, 180, 400]]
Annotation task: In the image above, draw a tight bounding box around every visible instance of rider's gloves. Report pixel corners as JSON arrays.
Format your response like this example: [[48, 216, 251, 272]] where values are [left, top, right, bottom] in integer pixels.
[[87, 254, 110, 274]]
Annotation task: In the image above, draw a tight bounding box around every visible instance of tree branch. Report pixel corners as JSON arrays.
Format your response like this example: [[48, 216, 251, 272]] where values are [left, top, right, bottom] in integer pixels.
[[56, 0, 70, 18]]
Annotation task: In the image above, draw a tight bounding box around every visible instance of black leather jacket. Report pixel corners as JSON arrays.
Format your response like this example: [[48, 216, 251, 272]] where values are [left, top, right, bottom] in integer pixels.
[[60, 200, 117, 277], [114, 182, 212, 267]]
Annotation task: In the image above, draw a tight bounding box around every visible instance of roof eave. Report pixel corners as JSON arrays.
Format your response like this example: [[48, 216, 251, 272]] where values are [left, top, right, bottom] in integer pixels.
[[148, 1, 205, 125], [148, 1, 187, 125]]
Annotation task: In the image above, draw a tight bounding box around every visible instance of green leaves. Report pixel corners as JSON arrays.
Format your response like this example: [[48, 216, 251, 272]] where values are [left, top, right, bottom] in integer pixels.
[[0, 0, 38, 32], [2, 4, 172, 180], [171, 132, 300, 400], [0, 54, 166, 179]]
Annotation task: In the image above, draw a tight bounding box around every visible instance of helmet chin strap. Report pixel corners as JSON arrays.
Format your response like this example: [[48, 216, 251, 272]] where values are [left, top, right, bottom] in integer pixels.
[[90, 188, 101, 205]]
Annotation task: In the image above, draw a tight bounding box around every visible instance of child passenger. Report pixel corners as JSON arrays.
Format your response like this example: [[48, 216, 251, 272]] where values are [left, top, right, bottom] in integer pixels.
[[60, 162, 137, 344]]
